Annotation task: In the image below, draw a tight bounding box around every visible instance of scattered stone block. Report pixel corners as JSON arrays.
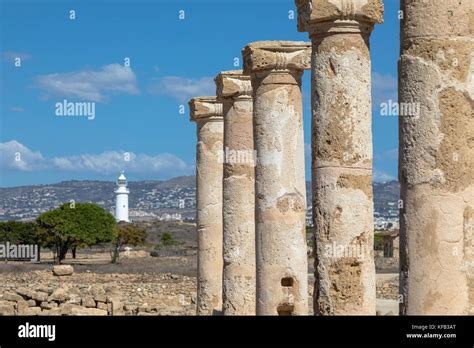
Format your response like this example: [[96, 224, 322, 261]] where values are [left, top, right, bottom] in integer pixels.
[[0, 300, 13, 307], [108, 297, 124, 315], [60, 303, 83, 316], [37, 287, 54, 295], [53, 265, 74, 276], [49, 288, 70, 302], [3, 292, 24, 302], [0, 304, 15, 316], [23, 307, 42, 316], [31, 291, 48, 302], [40, 301, 58, 310], [66, 294, 81, 305], [38, 308, 61, 316], [96, 302, 108, 311], [16, 288, 33, 299], [17, 301, 29, 313], [71, 307, 107, 316], [82, 297, 96, 308], [94, 294, 107, 303]]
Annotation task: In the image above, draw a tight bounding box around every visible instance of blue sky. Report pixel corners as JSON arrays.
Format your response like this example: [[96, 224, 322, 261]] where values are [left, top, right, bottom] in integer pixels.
[[0, 0, 399, 187]]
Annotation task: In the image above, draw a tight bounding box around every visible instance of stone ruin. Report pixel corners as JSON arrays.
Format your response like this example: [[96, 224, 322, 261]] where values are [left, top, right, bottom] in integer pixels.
[[0, 269, 196, 316], [189, 0, 474, 315], [0, 0, 470, 318]]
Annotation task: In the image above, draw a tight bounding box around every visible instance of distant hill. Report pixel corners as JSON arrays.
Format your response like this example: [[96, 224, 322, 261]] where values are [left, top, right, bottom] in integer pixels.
[[305, 180, 400, 219], [0, 176, 196, 221], [0, 176, 399, 221], [373, 180, 400, 213]]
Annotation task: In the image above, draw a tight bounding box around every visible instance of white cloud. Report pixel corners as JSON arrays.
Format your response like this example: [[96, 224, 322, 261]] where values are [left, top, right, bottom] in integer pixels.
[[2, 51, 31, 62], [372, 72, 397, 107], [0, 140, 45, 171], [0, 141, 191, 177], [10, 107, 25, 112], [148, 76, 215, 102], [373, 168, 396, 182], [304, 142, 311, 163], [52, 151, 190, 176], [374, 147, 398, 161], [35, 64, 139, 102]]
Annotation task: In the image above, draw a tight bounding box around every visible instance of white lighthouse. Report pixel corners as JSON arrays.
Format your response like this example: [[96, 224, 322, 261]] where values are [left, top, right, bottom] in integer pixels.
[[115, 171, 130, 222]]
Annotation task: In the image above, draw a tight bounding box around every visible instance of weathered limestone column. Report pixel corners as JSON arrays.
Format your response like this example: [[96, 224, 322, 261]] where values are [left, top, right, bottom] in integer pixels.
[[243, 41, 310, 315], [399, 0, 474, 315], [296, 0, 384, 315], [189, 97, 224, 315], [215, 70, 256, 315]]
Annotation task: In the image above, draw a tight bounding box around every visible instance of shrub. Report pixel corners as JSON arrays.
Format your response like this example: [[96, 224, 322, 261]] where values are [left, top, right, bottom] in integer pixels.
[[111, 222, 147, 263], [374, 232, 384, 251], [160, 232, 177, 246]]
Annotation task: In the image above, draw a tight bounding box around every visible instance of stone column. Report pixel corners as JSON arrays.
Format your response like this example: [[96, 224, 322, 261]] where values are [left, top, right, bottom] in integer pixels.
[[296, 0, 384, 315], [189, 97, 224, 315], [399, 0, 474, 315], [243, 41, 310, 315], [215, 70, 256, 315]]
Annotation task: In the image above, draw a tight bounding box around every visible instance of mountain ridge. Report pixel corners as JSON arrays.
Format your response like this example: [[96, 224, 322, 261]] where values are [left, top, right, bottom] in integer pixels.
[[0, 176, 399, 221]]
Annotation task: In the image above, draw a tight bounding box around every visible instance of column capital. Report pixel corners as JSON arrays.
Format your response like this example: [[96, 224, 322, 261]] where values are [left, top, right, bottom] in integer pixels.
[[189, 97, 223, 122], [215, 70, 252, 100], [242, 41, 311, 75], [295, 0, 384, 34]]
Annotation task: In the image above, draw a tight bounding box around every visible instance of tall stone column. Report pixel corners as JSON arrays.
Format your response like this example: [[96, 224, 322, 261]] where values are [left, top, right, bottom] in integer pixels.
[[296, 0, 384, 315], [243, 41, 310, 315], [215, 70, 256, 315], [399, 0, 474, 315], [189, 97, 224, 315]]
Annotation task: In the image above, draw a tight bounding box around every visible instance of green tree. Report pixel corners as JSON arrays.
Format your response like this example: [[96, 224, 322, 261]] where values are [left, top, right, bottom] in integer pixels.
[[0, 221, 38, 244], [111, 221, 147, 263], [36, 203, 116, 263]]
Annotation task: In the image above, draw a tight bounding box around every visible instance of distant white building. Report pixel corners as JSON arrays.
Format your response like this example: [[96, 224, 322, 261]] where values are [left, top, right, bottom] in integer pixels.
[[115, 172, 130, 222], [159, 213, 182, 221]]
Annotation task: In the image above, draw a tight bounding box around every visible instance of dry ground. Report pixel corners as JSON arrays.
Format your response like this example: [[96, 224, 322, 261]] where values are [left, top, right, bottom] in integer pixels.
[[0, 221, 399, 315]]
